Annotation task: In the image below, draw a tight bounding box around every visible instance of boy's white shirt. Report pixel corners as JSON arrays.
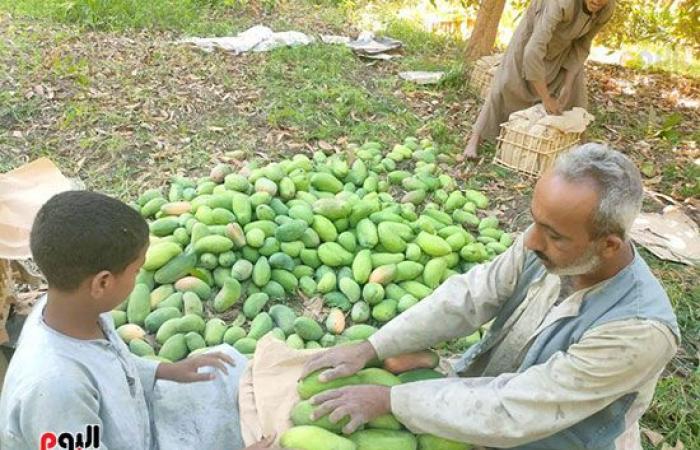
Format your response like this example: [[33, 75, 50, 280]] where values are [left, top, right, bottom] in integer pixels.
[[0, 296, 247, 450]]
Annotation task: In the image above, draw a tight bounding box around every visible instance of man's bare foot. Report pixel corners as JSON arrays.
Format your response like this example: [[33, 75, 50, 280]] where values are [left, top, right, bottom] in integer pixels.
[[461, 146, 478, 160], [460, 134, 481, 161]]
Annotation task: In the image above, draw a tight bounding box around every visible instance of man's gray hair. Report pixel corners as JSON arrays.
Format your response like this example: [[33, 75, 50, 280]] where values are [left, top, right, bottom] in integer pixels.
[[553, 143, 643, 239]]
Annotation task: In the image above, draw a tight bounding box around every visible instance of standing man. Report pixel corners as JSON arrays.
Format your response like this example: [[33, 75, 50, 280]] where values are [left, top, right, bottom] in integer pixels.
[[303, 144, 679, 450], [462, 0, 615, 159]]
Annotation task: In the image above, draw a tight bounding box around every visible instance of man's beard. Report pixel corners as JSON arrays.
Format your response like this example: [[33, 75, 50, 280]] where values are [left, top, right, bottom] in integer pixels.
[[537, 244, 602, 276]]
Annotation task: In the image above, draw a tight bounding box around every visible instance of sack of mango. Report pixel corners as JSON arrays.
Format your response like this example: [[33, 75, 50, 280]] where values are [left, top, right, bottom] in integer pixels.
[[113, 137, 509, 363], [284, 363, 470, 450]]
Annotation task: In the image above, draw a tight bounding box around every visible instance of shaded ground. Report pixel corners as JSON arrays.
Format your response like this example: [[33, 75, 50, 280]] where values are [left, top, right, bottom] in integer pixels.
[[0, 2, 698, 447]]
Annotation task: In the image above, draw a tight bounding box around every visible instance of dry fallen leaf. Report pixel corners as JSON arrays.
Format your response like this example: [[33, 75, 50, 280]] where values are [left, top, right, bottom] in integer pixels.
[[318, 140, 334, 151], [641, 427, 665, 446], [302, 296, 325, 321], [640, 161, 656, 178], [75, 156, 87, 171]]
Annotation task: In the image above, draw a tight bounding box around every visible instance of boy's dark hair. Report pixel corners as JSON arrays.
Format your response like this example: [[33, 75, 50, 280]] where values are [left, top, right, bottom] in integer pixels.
[[30, 191, 149, 291]]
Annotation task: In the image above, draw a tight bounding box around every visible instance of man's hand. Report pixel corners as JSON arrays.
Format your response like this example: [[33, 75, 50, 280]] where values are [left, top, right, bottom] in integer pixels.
[[300, 341, 377, 382], [310, 385, 392, 435], [542, 96, 562, 115], [156, 351, 235, 383], [530, 79, 561, 115]]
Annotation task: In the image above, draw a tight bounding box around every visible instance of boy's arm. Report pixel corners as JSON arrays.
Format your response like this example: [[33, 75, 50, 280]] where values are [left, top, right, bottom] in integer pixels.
[[128, 350, 235, 390], [388, 320, 676, 447], [12, 375, 109, 450], [129, 355, 159, 397], [155, 352, 236, 383]]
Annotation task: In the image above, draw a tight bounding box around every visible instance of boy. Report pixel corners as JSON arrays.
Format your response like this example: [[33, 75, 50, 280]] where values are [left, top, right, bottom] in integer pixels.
[[0, 191, 281, 449]]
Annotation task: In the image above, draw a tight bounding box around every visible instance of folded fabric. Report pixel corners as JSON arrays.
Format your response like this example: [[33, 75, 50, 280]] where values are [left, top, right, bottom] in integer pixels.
[[507, 104, 594, 134], [539, 107, 594, 133]]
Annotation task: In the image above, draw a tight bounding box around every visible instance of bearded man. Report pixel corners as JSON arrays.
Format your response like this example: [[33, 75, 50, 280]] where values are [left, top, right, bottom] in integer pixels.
[[303, 143, 679, 450]]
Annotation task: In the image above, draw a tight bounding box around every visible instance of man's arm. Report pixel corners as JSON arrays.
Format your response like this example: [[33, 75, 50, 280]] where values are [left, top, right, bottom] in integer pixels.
[[368, 232, 528, 360], [522, 0, 571, 114], [302, 232, 529, 381], [531, 79, 562, 114], [389, 319, 677, 448], [522, 0, 569, 83]]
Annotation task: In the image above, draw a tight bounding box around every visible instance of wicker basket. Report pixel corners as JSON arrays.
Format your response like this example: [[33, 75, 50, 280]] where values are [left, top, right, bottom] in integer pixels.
[[470, 54, 502, 98], [494, 123, 582, 177]]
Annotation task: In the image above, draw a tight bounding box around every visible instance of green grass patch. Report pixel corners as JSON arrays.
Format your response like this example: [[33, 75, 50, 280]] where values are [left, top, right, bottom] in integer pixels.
[[643, 372, 700, 449], [385, 19, 459, 56], [661, 163, 700, 199], [258, 44, 422, 143], [0, 0, 249, 34], [0, 93, 42, 130], [641, 252, 700, 449]]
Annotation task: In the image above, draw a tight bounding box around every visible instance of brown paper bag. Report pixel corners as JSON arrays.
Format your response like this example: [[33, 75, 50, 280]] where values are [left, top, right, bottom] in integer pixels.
[[0, 158, 72, 259], [239, 335, 324, 445], [631, 207, 700, 267], [239, 337, 489, 450]]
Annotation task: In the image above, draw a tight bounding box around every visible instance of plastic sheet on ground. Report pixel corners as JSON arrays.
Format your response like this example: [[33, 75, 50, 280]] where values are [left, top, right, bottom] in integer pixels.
[[399, 71, 445, 84], [180, 27, 403, 60], [179, 25, 315, 54], [345, 31, 403, 58]]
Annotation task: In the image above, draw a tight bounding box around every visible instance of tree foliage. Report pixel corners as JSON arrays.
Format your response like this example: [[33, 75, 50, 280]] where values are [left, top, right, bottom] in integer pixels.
[[598, 0, 699, 53], [435, 0, 698, 55]]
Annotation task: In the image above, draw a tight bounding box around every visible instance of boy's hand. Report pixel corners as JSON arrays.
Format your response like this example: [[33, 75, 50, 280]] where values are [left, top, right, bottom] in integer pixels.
[[156, 352, 235, 383]]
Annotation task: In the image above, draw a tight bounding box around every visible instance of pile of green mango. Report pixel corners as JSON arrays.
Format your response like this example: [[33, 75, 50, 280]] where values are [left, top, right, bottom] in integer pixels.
[[111, 137, 512, 363]]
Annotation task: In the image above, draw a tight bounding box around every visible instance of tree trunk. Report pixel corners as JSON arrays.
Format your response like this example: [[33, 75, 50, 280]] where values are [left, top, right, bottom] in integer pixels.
[[466, 0, 508, 60]]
